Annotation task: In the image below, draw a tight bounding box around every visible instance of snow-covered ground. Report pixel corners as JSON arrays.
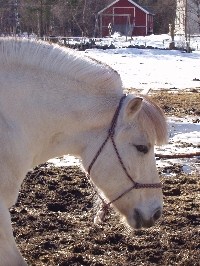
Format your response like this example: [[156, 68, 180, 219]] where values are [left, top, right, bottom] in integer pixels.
[[155, 117, 200, 174], [49, 34, 200, 175], [85, 44, 200, 90], [91, 33, 200, 51]]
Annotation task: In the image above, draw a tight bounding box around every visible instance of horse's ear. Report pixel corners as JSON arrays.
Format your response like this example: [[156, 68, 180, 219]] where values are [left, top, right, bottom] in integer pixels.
[[125, 97, 143, 117]]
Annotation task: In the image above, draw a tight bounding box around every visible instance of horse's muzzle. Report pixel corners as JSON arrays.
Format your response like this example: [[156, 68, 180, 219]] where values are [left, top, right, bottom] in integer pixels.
[[134, 208, 162, 229]]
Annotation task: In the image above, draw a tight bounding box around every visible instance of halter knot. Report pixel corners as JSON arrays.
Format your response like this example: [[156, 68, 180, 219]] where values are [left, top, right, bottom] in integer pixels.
[[94, 202, 111, 224], [109, 128, 115, 136]]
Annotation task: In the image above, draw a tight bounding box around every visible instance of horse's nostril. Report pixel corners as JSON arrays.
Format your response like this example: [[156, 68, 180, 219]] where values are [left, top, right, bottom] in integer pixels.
[[153, 209, 162, 221], [134, 208, 162, 228]]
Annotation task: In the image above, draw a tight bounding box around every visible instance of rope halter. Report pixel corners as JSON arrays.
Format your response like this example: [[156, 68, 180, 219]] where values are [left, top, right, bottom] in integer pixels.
[[86, 95, 162, 224]]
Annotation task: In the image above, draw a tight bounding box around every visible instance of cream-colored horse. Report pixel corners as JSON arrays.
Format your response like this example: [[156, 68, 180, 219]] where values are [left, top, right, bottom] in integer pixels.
[[0, 38, 168, 265]]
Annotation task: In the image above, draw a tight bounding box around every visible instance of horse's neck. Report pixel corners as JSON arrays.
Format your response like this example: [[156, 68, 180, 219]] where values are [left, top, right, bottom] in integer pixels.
[[0, 60, 123, 167], [31, 91, 122, 166]]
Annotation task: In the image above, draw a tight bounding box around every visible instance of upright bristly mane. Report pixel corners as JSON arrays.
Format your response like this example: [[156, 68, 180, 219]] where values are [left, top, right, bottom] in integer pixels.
[[0, 38, 122, 95], [138, 95, 168, 145]]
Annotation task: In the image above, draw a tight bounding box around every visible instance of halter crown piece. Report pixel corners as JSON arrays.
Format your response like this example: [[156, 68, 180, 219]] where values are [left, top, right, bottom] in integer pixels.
[[86, 95, 162, 224]]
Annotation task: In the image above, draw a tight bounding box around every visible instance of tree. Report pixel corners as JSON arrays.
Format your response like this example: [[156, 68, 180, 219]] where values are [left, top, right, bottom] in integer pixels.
[[187, 0, 200, 34], [137, 0, 176, 34], [175, 0, 200, 36], [0, 0, 16, 35]]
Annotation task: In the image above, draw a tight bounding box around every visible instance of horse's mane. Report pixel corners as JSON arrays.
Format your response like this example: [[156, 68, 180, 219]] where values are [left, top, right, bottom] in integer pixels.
[[139, 95, 168, 145], [0, 38, 168, 144], [0, 37, 122, 94]]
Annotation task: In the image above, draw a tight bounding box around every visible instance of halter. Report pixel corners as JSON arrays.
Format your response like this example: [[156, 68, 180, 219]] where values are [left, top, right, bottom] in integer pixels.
[[86, 95, 162, 224]]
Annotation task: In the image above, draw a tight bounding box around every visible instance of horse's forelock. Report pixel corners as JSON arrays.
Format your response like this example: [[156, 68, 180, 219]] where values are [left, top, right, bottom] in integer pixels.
[[139, 95, 168, 146]]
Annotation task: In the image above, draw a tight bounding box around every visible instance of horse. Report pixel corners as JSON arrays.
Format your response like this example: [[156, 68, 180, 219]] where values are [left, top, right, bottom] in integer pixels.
[[0, 37, 168, 265]]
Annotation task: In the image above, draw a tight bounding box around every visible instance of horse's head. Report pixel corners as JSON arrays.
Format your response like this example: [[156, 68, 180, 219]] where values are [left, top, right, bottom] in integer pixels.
[[83, 94, 168, 229]]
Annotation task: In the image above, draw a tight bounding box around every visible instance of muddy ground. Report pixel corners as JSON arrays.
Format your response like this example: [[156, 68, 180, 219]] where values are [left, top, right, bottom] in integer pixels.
[[10, 91, 200, 266]]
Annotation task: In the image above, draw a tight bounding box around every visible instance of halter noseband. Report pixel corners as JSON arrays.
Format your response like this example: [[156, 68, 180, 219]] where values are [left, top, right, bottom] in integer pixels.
[[86, 95, 162, 224]]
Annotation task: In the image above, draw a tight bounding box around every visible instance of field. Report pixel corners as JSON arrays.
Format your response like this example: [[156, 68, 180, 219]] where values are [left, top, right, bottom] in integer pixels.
[[11, 91, 200, 266]]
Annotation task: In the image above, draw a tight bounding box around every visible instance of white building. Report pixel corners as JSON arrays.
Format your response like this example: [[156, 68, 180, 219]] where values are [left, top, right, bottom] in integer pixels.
[[175, 0, 200, 35]]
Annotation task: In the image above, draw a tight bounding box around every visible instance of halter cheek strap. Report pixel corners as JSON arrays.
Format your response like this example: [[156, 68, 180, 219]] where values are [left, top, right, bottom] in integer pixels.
[[86, 95, 162, 223]]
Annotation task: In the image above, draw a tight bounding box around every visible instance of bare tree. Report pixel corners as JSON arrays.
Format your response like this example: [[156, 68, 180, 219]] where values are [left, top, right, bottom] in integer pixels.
[[175, 0, 200, 36], [187, 0, 200, 33], [138, 0, 176, 34], [0, 0, 17, 35]]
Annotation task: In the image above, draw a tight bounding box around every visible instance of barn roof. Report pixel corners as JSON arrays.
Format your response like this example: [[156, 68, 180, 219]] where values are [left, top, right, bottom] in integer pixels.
[[98, 0, 154, 15]]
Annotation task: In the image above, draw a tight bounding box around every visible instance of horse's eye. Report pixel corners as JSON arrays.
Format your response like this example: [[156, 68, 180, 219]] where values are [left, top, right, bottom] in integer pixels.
[[135, 145, 148, 154]]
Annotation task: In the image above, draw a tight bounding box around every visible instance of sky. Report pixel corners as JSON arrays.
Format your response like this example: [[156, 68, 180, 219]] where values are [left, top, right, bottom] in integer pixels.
[[49, 34, 200, 175]]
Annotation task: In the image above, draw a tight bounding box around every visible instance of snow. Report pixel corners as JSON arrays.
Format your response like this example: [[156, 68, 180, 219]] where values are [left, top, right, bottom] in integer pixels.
[[48, 34, 200, 175], [169, 118, 199, 146], [155, 117, 200, 174], [85, 45, 200, 90], [48, 156, 81, 167]]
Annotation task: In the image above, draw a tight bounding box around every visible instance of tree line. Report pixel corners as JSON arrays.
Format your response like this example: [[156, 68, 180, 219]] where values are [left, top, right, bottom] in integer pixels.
[[0, 0, 176, 37]]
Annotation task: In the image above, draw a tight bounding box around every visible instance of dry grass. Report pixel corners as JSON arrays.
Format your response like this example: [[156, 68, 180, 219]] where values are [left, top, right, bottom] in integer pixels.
[[150, 89, 200, 117]]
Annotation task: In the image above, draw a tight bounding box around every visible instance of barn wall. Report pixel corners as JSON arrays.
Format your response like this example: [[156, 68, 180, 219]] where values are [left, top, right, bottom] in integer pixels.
[[147, 14, 154, 35], [133, 4, 147, 36]]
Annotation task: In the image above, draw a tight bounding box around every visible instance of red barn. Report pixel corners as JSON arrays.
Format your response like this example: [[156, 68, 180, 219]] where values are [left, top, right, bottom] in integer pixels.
[[97, 0, 154, 37]]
